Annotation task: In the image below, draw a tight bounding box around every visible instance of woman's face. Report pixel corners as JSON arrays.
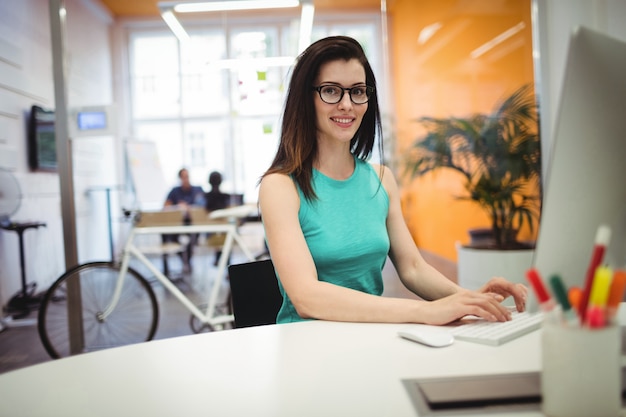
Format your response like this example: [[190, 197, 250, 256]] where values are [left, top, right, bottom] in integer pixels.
[[313, 58, 368, 145]]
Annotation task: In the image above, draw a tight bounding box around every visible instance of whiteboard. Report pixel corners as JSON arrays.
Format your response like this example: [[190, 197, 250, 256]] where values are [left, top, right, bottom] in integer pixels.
[[125, 141, 168, 210]]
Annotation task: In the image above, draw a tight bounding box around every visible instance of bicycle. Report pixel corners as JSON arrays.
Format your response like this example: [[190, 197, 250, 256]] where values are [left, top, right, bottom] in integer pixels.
[[37, 205, 256, 359]]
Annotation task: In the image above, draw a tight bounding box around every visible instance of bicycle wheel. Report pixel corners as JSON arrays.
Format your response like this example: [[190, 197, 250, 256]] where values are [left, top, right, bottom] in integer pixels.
[[38, 261, 159, 359]]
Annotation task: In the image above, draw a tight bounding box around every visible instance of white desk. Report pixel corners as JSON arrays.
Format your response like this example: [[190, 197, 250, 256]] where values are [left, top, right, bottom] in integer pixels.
[[0, 320, 545, 417], [3, 308, 625, 417]]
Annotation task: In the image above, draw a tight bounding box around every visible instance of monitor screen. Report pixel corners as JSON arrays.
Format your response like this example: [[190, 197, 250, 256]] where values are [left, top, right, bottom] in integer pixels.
[[77, 111, 107, 131], [68, 105, 115, 138], [27, 105, 57, 171], [530, 27, 626, 309]]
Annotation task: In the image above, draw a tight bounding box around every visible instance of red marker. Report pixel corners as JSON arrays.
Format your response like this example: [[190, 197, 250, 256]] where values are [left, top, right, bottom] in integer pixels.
[[579, 225, 611, 321], [586, 306, 605, 328], [526, 268, 555, 312]]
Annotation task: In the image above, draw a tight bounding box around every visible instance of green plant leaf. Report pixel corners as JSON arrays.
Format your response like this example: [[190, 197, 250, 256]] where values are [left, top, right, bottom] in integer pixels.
[[404, 84, 542, 249]]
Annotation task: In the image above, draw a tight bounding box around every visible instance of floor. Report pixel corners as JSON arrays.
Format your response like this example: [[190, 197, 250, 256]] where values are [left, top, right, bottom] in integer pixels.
[[0, 222, 457, 376]]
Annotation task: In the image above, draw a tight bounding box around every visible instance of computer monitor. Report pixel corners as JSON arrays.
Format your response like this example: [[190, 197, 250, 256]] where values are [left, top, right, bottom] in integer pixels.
[[530, 26, 626, 309]]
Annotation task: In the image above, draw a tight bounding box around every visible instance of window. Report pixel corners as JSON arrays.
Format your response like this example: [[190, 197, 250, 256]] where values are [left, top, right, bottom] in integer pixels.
[[128, 13, 381, 204]]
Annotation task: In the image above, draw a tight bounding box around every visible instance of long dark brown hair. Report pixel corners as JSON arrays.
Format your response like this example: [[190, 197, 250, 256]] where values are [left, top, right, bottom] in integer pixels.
[[261, 36, 383, 200]]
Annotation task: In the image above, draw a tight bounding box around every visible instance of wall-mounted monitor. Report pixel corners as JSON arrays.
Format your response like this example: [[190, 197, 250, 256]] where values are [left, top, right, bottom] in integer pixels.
[[27, 105, 57, 171], [69, 105, 115, 138], [77, 110, 107, 131]]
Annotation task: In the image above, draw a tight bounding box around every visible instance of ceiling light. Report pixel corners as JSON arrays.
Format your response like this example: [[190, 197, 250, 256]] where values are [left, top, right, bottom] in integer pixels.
[[298, 2, 314, 53], [207, 56, 296, 70], [160, 9, 190, 42], [159, 1, 302, 43], [170, 0, 300, 13]]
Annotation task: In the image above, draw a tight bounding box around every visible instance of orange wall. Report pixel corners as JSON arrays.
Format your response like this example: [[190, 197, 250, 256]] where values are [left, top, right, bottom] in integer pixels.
[[387, 0, 536, 260]]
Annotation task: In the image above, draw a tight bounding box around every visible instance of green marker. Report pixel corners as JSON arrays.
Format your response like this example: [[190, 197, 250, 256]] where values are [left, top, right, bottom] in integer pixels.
[[549, 275, 580, 327]]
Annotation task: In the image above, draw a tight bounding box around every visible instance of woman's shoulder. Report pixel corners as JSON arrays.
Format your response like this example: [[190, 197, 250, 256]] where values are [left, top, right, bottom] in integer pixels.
[[260, 172, 294, 188], [363, 161, 392, 178], [363, 161, 397, 193], [259, 172, 300, 214], [259, 172, 299, 198]]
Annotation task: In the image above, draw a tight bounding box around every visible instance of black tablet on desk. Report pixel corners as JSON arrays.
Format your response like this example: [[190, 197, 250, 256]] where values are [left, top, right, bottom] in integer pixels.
[[403, 372, 540, 416], [403, 368, 626, 416]]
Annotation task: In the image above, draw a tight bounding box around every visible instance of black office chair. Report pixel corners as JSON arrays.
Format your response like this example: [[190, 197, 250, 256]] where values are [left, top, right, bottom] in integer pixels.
[[228, 259, 283, 328]]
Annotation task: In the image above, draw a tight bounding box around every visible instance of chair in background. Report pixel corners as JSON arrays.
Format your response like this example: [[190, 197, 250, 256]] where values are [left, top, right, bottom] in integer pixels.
[[227, 259, 282, 328], [134, 209, 187, 280], [188, 207, 230, 265]]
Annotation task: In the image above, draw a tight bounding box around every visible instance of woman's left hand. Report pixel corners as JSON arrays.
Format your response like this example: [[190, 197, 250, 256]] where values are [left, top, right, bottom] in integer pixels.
[[478, 277, 528, 312]]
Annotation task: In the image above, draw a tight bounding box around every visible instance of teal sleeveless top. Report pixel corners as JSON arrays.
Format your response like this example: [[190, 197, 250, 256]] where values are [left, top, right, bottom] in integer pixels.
[[275, 158, 390, 323]]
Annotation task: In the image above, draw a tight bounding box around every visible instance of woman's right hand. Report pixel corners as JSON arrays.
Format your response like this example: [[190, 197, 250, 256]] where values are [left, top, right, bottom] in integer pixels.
[[419, 290, 512, 326]]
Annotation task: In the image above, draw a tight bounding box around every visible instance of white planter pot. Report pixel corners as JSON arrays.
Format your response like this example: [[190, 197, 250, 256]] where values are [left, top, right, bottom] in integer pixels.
[[456, 243, 535, 291]]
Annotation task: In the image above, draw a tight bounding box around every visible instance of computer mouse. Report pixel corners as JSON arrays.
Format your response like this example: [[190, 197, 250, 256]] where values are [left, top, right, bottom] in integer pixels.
[[398, 328, 455, 348]]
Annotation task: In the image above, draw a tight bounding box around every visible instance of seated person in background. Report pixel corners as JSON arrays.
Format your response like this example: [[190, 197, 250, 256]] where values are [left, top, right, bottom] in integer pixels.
[[163, 168, 206, 272], [165, 168, 206, 210], [205, 171, 231, 212], [204, 170, 238, 265]]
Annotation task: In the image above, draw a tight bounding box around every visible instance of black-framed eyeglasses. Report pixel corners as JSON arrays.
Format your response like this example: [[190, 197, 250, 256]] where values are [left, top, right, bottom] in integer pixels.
[[312, 84, 374, 104]]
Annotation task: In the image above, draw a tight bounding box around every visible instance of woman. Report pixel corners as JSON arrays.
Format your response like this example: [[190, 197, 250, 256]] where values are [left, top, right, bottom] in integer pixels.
[[259, 36, 527, 325]]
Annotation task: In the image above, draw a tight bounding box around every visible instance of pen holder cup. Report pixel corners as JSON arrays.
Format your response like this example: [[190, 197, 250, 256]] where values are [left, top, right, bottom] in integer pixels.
[[541, 322, 621, 417]]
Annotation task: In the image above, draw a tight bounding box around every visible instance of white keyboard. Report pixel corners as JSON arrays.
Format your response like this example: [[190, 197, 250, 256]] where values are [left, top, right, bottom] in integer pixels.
[[449, 310, 543, 346]]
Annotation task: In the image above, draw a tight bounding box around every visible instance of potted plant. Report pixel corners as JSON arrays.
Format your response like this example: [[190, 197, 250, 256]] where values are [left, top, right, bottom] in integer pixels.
[[404, 85, 541, 287]]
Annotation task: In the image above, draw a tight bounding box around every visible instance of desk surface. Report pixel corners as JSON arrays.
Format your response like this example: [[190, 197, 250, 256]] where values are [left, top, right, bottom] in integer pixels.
[[0, 319, 549, 417]]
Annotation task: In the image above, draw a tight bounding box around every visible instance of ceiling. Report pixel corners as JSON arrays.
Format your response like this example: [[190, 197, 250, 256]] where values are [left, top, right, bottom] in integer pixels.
[[99, 0, 381, 17]]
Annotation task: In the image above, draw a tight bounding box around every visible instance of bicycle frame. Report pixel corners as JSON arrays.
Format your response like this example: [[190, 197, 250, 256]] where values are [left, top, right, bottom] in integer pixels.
[[101, 221, 255, 327]]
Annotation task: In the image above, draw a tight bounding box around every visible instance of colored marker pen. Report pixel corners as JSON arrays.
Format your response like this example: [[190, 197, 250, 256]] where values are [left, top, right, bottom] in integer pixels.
[[568, 286, 583, 312], [586, 265, 612, 328], [549, 275, 580, 327], [579, 224, 611, 322], [606, 269, 626, 324], [526, 268, 555, 312]]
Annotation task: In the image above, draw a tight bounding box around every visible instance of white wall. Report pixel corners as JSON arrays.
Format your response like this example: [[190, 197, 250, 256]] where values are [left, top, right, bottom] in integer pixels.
[[533, 0, 626, 177], [0, 0, 116, 310]]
